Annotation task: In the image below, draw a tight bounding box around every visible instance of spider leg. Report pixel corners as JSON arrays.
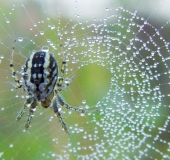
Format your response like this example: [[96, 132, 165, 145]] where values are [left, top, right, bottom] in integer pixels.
[[57, 38, 67, 89], [16, 97, 33, 121], [57, 94, 100, 114], [57, 57, 66, 88], [56, 40, 75, 92], [55, 75, 75, 93], [25, 100, 38, 130], [53, 98, 70, 134], [9, 39, 22, 89]]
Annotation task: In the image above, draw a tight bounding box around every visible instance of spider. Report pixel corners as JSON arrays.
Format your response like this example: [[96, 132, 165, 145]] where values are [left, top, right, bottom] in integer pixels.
[[10, 39, 99, 134]]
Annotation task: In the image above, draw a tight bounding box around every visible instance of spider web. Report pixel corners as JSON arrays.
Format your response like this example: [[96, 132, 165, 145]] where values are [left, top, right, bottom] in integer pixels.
[[0, 0, 170, 159]]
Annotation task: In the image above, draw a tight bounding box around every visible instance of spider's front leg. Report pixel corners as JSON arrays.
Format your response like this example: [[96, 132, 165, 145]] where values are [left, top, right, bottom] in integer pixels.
[[57, 56, 67, 89], [9, 39, 22, 89]]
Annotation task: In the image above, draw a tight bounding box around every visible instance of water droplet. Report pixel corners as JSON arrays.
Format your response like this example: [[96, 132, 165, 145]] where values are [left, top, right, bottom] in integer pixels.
[[115, 46, 119, 50], [155, 86, 160, 90], [135, 104, 140, 108], [82, 100, 86, 104], [127, 28, 130, 32], [51, 25, 55, 30], [64, 31, 68, 34], [41, 46, 49, 52], [47, 39, 50, 43], [126, 45, 131, 50], [40, 31, 44, 35], [151, 51, 155, 56], [123, 35, 126, 39], [144, 21, 147, 24], [131, 22, 135, 26], [9, 144, 13, 148], [0, 55, 4, 59], [117, 32, 121, 36], [80, 113, 85, 116], [6, 19, 10, 23], [0, 152, 4, 157], [18, 37, 23, 42], [146, 66, 150, 70]]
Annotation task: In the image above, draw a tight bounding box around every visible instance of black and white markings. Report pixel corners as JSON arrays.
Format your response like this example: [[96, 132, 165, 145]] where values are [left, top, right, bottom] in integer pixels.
[[10, 40, 99, 133], [23, 51, 58, 101]]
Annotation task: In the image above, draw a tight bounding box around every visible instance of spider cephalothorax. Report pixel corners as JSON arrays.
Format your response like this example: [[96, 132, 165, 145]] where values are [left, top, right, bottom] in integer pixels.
[[10, 40, 99, 134]]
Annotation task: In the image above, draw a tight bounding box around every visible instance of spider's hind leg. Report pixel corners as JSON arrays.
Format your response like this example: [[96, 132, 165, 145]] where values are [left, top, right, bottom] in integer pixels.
[[16, 97, 33, 121], [57, 94, 87, 113], [25, 100, 38, 130], [53, 98, 70, 134], [57, 94, 100, 114]]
